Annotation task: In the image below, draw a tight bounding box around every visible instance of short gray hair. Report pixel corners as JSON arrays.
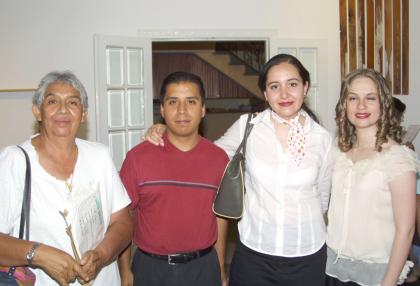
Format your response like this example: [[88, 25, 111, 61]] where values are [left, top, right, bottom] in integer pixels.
[[33, 70, 88, 110]]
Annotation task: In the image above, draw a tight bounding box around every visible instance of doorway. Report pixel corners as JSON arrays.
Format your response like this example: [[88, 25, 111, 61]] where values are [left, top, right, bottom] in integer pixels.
[[151, 40, 267, 141], [94, 32, 328, 167]]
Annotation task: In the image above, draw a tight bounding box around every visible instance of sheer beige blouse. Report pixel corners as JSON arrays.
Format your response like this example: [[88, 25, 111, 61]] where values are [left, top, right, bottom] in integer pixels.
[[327, 145, 419, 263]]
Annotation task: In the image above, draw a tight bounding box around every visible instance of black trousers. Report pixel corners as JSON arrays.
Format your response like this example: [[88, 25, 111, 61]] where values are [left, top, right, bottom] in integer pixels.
[[131, 248, 221, 286], [325, 276, 361, 286], [229, 241, 327, 286]]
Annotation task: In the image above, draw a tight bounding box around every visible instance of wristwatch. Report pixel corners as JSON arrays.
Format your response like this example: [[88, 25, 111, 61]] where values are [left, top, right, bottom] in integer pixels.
[[26, 242, 41, 266]]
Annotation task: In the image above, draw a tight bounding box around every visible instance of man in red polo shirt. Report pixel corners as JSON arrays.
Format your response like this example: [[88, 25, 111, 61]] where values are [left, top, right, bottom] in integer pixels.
[[118, 71, 229, 286]]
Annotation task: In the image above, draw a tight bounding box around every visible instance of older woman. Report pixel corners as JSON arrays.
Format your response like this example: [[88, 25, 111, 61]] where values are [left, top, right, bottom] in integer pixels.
[[0, 71, 133, 285]]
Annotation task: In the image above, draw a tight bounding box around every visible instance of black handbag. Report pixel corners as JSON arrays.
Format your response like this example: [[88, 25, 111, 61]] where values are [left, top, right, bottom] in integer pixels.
[[0, 146, 36, 286], [213, 113, 254, 219]]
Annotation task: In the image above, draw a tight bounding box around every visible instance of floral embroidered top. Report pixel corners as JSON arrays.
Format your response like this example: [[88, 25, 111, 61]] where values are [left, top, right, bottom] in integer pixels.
[[326, 144, 419, 285]]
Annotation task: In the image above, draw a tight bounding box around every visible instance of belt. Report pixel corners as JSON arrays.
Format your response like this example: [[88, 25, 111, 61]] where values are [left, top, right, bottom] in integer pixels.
[[139, 246, 213, 265]]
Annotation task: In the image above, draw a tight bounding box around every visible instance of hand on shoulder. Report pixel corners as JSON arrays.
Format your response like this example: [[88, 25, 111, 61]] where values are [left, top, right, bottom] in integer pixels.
[[144, 124, 166, 146]]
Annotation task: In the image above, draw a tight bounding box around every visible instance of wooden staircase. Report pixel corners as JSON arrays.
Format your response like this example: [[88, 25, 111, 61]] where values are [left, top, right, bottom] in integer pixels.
[[194, 50, 262, 98]]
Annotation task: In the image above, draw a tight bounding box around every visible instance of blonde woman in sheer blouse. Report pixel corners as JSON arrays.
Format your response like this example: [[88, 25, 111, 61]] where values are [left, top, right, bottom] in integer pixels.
[[326, 68, 419, 286]]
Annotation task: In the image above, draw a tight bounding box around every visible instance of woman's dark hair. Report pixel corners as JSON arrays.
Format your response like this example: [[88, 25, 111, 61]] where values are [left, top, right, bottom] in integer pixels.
[[258, 54, 319, 123]]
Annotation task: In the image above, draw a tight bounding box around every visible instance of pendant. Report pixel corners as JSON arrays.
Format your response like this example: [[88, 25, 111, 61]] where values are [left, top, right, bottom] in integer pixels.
[[65, 181, 73, 193]]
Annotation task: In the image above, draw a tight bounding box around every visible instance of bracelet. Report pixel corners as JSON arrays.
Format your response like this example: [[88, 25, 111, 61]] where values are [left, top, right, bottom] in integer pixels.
[[26, 242, 42, 266]]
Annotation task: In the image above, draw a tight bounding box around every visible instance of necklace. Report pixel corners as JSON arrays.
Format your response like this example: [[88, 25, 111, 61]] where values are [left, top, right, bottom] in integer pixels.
[[65, 173, 74, 192], [64, 145, 78, 193]]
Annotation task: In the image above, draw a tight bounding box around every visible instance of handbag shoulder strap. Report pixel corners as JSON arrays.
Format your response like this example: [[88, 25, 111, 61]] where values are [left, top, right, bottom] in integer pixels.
[[16, 145, 31, 241], [7, 147, 31, 279], [234, 113, 255, 155]]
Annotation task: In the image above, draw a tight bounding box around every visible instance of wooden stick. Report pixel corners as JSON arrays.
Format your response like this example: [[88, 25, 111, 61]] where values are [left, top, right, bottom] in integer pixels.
[[59, 210, 92, 286]]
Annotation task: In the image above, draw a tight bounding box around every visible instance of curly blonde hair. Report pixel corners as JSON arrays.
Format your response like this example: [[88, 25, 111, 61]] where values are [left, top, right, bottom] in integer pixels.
[[335, 68, 403, 152]]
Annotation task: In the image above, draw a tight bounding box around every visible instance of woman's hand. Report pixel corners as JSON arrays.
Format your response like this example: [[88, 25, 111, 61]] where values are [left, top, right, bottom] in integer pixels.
[[76, 249, 105, 283], [32, 244, 78, 286], [76, 207, 133, 283], [143, 124, 166, 146]]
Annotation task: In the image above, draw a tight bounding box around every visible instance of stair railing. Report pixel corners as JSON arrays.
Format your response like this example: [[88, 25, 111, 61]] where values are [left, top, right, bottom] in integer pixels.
[[215, 42, 265, 74]]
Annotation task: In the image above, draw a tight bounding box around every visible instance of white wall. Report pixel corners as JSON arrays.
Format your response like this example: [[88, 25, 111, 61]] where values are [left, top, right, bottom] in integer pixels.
[[0, 92, 36, 146], [0, 0, 418, 149]]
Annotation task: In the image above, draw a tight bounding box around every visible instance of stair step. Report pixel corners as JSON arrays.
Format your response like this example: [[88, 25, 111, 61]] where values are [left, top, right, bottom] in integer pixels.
[[213, 50, 229, 55], [244, 66, 259, 76], [228, 55, 243, 65]]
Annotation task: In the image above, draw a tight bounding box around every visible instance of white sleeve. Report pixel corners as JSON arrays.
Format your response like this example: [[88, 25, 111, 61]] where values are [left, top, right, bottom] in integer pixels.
[[318, 135, 334, 213], [0, 146, 26, 234], [214, 115, 247, 159]]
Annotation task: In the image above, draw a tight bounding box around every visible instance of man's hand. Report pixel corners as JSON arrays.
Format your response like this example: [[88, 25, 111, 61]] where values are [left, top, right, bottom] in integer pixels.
[[120, 268, 134, 286], [221, 270, 228, 286]]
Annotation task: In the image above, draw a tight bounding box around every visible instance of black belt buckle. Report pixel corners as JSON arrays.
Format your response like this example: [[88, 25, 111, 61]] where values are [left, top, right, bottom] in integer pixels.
[[168, 252, 197, 265], [168, 253, 191, 265]]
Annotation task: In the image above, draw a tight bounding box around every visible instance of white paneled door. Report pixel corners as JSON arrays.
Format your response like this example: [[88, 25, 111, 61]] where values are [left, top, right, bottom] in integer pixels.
[[94, 35, 153, 170], [269, 39, 328, 125]]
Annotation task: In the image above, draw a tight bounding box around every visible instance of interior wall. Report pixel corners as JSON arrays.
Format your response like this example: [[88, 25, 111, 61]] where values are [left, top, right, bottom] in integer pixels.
[[0, 0, 418, 148], [0, 0, 339, 147], [0, 92, 36, 146]]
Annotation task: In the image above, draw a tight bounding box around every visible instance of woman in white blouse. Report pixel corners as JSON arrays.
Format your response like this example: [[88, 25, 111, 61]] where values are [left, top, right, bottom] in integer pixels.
[[146, 54, 334, 285], [326, 68, 418, 286]]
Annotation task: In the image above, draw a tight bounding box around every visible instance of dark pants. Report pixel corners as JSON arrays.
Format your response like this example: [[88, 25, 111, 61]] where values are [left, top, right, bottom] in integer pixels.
[[131, 248, 221, 286], [229, 241, 327, 286], [325, 276, 361, 286]]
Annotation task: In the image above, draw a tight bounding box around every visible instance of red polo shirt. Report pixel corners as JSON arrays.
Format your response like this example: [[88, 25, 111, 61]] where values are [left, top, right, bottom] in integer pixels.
[[120, 133, 228, 255]]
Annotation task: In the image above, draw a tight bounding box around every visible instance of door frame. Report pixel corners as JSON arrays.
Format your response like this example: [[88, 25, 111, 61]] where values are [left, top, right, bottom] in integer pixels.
[[138, 29, 276, 62], [138, 29, 329, 125]]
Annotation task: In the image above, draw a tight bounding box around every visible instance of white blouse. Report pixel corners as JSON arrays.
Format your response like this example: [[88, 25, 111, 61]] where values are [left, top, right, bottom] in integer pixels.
[[215, 109, 334, 257], [0, 137, 131, 285]]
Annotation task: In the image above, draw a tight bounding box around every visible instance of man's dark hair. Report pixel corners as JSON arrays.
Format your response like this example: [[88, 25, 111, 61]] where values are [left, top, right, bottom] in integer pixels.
[[393, 97, 406, 114], [159, 71, 206, 104], [392, 97, 406, 126]]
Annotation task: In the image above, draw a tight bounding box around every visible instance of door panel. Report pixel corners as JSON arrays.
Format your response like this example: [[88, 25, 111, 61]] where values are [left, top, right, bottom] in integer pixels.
[[269, 39, 328, 125], [94, 35, 153, 170]]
